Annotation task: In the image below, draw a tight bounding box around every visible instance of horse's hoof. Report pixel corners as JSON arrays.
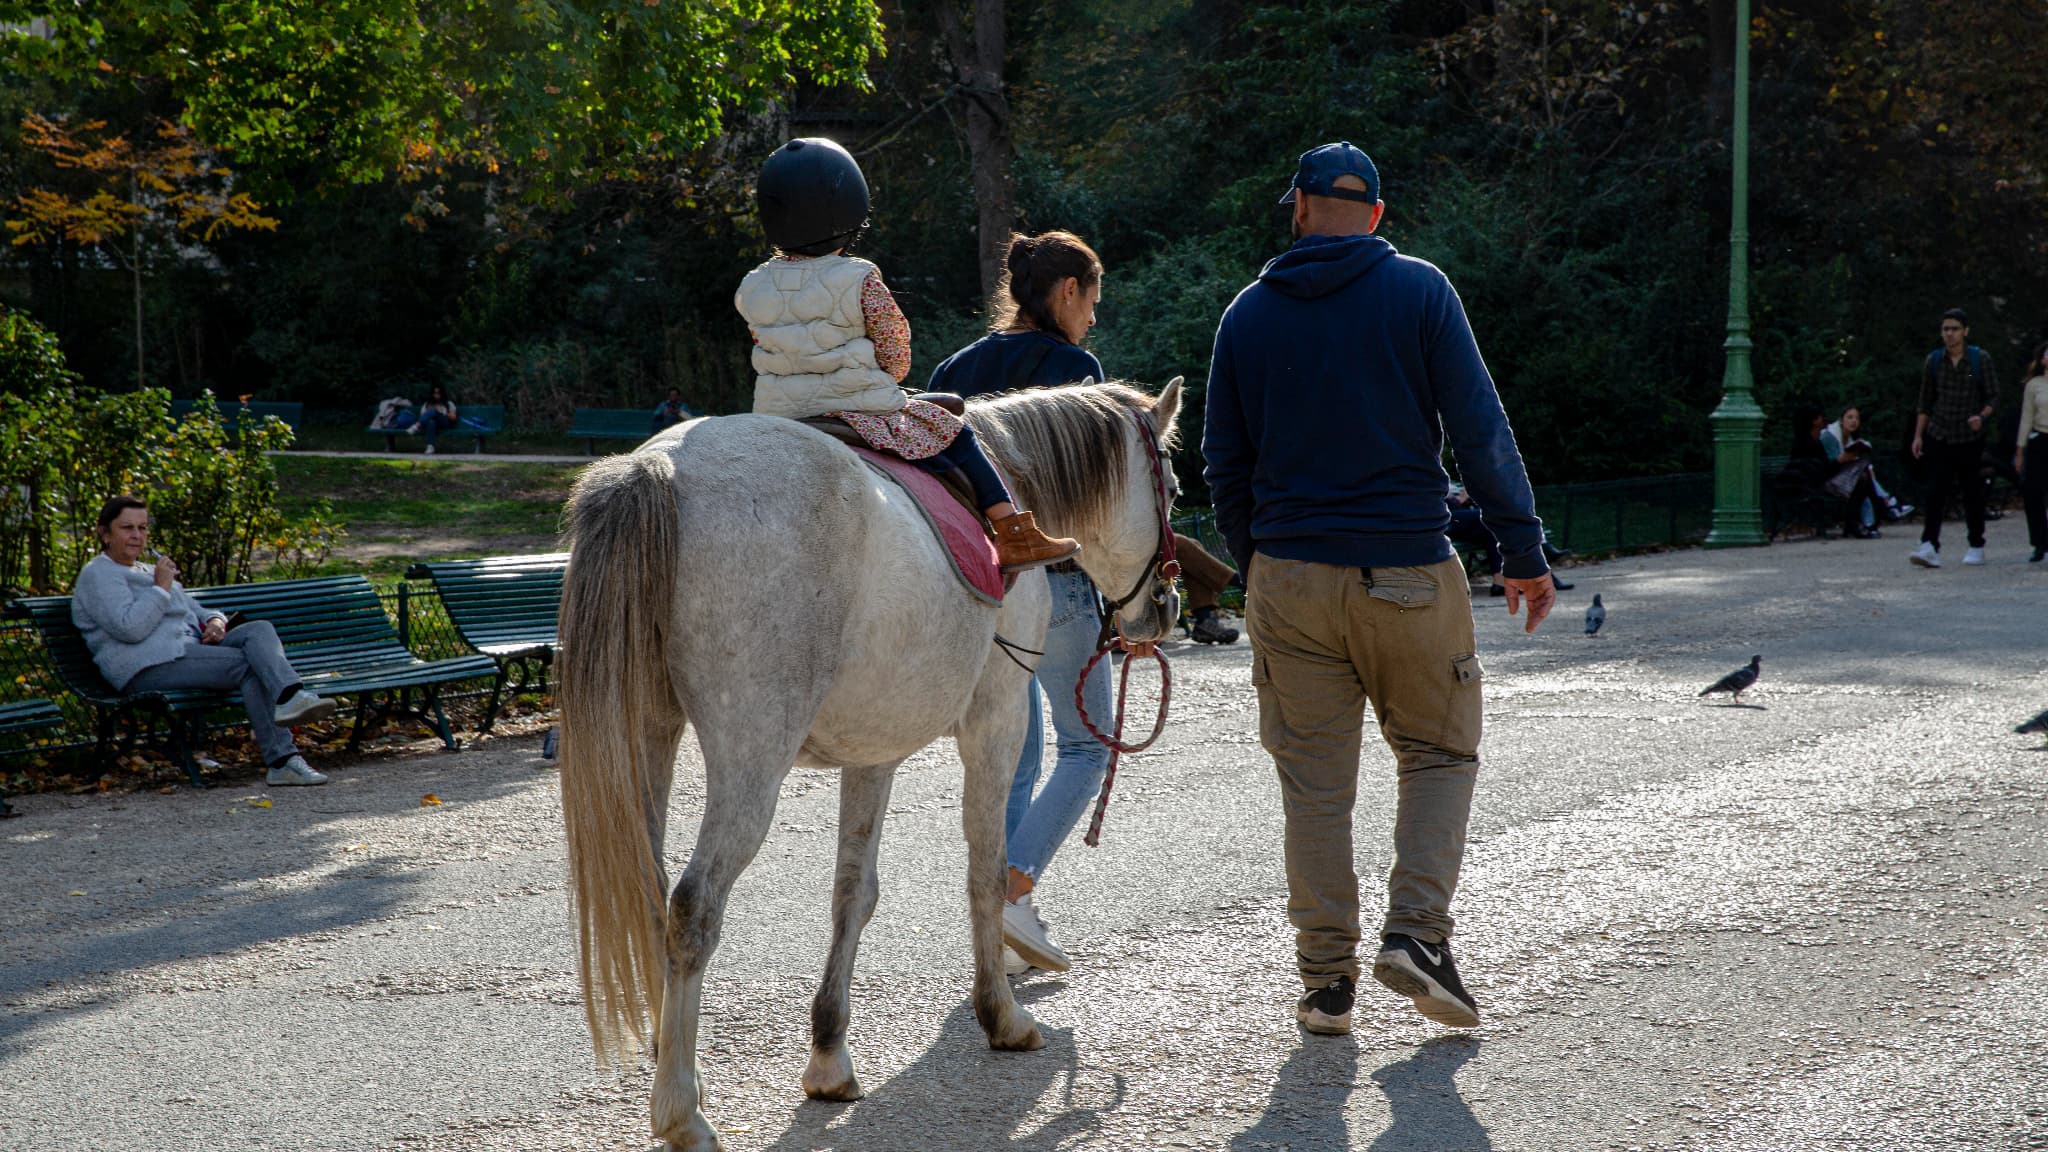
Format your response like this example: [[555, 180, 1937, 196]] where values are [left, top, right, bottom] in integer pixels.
[[801, 1045, 864, 1101], [658, 1114, 723, 1152], [990, 1006, 1046, 1051]]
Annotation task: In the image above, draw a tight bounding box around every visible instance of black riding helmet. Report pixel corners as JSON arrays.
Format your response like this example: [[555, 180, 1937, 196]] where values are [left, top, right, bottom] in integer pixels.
[[755, 138, 870, 256]]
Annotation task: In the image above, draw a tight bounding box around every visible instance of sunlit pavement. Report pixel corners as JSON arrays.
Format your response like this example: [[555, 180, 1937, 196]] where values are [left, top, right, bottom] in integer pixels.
[[4, 516, 2045, 1151]]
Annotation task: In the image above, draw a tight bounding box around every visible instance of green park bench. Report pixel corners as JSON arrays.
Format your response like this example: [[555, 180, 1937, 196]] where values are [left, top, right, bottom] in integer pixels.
[[10, 576, 501, 785], [569, 407, 661, 454], [404, 553, 565, 733], [170, 399, 305, 436], [0, 697, 64, 816], [368, 404, 506, 453], [8, 596, 229, 785]]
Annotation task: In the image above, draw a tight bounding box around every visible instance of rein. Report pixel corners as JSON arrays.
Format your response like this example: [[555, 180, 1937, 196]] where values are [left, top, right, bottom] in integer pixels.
[[1076, 407, 1180, 847]]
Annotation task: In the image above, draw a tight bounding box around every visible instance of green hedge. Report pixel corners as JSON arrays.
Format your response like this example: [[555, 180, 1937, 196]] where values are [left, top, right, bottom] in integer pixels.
[[0, 306, 343, 596]]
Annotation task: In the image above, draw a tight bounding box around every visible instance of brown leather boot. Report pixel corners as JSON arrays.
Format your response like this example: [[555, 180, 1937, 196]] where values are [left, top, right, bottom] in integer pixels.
[[990, 510, 1080, 572]]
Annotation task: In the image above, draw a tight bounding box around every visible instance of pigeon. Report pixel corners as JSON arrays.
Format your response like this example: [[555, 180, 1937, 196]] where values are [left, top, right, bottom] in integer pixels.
[[2016, 709, 2048, 736], [1700, 655, 1762, 703], [1584, 593, 1605, 636]]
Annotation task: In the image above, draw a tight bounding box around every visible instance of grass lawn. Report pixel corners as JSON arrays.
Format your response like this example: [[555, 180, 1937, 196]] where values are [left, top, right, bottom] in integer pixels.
[[275, 455, 584, 576], [291, 422, 630, 457]]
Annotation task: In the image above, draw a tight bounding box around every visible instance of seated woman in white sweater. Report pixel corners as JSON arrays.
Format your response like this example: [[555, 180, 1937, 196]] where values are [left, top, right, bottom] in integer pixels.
[[70, 495, 337, 786]]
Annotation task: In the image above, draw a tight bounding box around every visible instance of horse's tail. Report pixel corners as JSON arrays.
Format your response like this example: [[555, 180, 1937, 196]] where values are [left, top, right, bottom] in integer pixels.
[[558, 449, 682, 1068]]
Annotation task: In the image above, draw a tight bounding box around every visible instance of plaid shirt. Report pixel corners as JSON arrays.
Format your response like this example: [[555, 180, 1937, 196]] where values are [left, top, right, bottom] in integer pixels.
[[1920, 346, 1995, 442]]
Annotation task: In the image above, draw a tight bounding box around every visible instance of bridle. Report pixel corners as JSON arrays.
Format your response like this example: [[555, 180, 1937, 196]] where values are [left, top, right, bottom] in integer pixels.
[[1094, 408, 1181, 644], [1075, 406, 1179, 847]]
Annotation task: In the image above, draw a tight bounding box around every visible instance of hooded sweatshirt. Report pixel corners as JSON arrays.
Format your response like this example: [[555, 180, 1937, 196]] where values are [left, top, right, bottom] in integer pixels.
[[1202, 233, 1546, 580]]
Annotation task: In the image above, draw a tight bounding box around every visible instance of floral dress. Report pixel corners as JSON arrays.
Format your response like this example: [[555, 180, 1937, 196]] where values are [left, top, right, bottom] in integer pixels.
[[831, 267, 962, 461]]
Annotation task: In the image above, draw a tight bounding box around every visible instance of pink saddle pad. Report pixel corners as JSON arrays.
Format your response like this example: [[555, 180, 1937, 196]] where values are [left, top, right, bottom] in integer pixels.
[[852, 446, 1003, 604]]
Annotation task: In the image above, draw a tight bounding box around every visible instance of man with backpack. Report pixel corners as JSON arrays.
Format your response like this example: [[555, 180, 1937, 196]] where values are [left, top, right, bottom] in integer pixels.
[[1911, 308, 1998, 567]]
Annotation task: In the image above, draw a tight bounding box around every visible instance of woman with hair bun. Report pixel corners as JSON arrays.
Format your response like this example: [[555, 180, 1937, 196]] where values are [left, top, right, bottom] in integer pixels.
[[929, 231, 1108, 398], [929, 231, 1242, 977]]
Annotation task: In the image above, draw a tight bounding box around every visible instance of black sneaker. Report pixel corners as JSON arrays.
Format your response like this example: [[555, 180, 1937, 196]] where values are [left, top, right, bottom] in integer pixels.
[[1190, 607, 1240, 645], [1295, 974, 1354, 1035], [1372, 934, 1481, 1028]]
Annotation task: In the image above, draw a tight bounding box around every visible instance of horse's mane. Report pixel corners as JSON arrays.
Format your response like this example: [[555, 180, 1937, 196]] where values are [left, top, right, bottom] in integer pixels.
[[964, 380, 1176, 542]]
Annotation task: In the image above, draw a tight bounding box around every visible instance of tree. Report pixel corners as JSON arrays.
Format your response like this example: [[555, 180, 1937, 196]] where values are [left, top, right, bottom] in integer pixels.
[[934, 0, 1013, 302], [0, 0, 888, 197], [6, 114, 278, 388]]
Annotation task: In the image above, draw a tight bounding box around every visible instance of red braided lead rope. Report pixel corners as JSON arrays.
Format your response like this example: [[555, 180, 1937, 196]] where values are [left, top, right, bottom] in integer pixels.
[[1076, 640, 1172, 847], [1072, 405, 1182, 847]]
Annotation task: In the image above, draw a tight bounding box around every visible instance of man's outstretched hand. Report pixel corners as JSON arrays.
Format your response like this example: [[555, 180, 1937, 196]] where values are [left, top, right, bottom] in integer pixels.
[[1502, 574, 1556, 634]]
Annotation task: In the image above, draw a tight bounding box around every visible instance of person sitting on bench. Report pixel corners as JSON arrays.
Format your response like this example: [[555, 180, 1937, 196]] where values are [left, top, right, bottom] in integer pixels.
[[407, 383, 460, 455], [71, 495, 339, 786]]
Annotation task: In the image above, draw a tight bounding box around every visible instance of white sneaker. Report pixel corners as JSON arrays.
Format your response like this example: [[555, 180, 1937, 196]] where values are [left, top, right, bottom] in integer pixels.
[[1001, 892, 1071, 972], [266, 756, 329, 786], [1910, 541, 1941, 568], [275, 689, 338, 725], [423, 444, 437, 455], [1003, 945, 1033, 977], [1963, 547, 1986, 565]]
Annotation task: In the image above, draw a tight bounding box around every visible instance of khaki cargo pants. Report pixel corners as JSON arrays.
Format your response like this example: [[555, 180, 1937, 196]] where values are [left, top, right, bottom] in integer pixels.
[[1246, 553, 1483, 989]]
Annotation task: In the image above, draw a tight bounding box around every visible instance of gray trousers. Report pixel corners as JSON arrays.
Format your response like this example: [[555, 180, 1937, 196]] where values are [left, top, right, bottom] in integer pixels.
[[127, 621, 304, 765]]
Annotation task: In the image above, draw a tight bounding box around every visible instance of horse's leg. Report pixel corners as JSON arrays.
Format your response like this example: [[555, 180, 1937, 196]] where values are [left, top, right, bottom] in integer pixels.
[[956, 665, 1047, 1052], [802, 759, 901, 1101], [652, 735, 795, 1151]]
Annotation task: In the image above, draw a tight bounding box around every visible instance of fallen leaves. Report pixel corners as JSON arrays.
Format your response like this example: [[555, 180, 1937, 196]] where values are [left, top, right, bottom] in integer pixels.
[[420, 793, 443, 807]]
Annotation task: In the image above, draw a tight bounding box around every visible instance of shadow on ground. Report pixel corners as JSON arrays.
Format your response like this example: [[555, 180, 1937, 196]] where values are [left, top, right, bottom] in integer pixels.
[[761, 985, 1116, 1151], [1222, 1032, 1490, 1152], [0, 750, 545, 1062]]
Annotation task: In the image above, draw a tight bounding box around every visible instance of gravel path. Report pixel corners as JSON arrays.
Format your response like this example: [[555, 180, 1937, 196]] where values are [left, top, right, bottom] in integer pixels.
[[4, 518, 2045, 1151]]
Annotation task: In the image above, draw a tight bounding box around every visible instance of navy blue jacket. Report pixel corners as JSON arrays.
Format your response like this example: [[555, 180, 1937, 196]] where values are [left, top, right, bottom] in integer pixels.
[[928, 331, 1104, 398], [1202, 233, 1547, 581]]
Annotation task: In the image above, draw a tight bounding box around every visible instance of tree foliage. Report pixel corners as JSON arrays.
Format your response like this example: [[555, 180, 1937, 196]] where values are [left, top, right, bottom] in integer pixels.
[[0, 316, 340, 594], [0, 0, 886, 194], [1, 0, 2044, 491]]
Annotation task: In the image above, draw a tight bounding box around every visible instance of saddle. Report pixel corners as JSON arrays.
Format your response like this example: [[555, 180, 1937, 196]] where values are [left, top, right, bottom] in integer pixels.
[[797, 393, 980, 516]]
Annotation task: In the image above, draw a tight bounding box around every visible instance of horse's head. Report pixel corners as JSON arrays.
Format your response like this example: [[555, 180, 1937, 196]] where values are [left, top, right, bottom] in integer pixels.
[[967, 376, 1186, 644]]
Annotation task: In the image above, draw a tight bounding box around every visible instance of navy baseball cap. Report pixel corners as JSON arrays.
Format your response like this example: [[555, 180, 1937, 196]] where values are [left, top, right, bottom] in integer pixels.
[[1278, 142, 1380, 205]]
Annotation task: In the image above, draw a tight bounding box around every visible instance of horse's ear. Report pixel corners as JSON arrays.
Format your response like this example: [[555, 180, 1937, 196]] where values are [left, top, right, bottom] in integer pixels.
[[1154, 376, 1185, 435]]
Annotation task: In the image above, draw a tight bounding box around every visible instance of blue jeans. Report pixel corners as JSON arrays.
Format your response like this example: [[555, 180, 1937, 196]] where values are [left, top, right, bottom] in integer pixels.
[[416, 410, 456, 447], [1005, 568, 1113, 879]]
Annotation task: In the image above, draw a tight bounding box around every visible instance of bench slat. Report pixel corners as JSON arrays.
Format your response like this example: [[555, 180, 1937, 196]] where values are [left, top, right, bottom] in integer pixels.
[[0, 698, 63, 737]]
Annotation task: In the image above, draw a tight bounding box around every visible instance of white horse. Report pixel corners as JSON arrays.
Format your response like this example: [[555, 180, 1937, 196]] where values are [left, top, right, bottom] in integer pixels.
[[556, 379, 1184, 1151]]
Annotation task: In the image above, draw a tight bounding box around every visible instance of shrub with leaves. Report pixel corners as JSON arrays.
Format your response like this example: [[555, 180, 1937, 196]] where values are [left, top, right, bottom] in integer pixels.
[[0, 353, 344, 592]]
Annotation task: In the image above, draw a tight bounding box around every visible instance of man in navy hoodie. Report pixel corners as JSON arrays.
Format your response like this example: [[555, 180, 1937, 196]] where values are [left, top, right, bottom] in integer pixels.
[[1203, 142, 1554, 1037]]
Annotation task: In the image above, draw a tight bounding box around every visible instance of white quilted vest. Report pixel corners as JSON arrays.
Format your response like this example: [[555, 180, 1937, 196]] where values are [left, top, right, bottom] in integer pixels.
[[735, 255, 904, 418]]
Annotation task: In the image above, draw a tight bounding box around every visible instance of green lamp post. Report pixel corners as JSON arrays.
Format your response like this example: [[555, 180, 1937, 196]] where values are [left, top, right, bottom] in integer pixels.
[[1706, 0, 1767, 547]]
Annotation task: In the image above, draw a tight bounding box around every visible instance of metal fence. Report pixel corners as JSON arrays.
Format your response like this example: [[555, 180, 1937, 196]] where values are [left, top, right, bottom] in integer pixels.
[[1172, 469, 1720, 561], [1536, 471, 1717, 554], [1174, 451, 1940, 562], [0, 579, 504, 766]]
